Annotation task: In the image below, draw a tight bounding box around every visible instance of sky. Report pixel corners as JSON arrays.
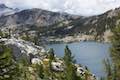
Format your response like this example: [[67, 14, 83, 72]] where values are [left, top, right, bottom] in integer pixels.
[[0, 0, 120, 16]]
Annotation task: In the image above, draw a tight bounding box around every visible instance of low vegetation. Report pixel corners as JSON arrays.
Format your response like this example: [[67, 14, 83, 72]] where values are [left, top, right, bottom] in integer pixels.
[[0, 40, 96, 80], [109, 24, 120, 80]]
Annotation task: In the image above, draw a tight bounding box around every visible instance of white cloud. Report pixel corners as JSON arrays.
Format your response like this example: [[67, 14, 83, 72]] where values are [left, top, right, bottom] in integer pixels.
[[0, 0, 120, 16]]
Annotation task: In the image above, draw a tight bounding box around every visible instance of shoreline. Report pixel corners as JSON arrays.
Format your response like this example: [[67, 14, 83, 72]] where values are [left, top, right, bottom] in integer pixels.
[[41, 29, 113, 44], [43, 37, 111, 44]]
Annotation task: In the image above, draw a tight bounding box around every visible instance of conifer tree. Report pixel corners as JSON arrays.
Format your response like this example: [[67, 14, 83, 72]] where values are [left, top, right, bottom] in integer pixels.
[[48, 48, 55, 61], [0, 44, 18, 80], [0, 30, 3, 38], [63, 45, 75, 66], [63, 45, 82, 80], [103, 59, 113, 80], [110, 24, 120, 79], [36, 64, 44, 79], [17, 58, 31, 80]]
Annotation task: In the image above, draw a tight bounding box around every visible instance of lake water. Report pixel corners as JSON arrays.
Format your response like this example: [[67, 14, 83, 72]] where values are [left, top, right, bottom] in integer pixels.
[[46, 41, 111, 78]]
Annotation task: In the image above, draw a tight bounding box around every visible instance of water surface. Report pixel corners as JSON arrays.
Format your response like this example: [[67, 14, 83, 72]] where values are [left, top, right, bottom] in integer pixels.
[[46, 41, 111, 78]]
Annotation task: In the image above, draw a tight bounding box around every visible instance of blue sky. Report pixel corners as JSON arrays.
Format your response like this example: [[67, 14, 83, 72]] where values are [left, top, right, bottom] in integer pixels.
[[0, 0, 120, 16]]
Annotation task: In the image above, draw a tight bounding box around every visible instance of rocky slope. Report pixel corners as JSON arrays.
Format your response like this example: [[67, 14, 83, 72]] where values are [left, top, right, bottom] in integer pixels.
[[0, 38, 45, 61], [0, 8, 76, 27], [0, 37, 96, 80]]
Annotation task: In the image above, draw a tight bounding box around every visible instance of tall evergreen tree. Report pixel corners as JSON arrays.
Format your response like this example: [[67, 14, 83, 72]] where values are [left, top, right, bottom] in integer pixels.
[[17, 58, 32, 80], [36, 64, 44, 79], [48, 48, 55, 61], [0, 30, 3, 38], [103, 59, 112, 80], [63, 45, 82, 80], [110, 24, 120, 79], [63, 45, 75, 66], [0, 44, 18, 80]]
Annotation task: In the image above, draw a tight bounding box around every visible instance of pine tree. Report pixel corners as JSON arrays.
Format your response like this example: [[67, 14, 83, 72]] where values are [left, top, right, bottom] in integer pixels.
[[110, 24, 120, 79], [63, 45, 82, 80], [17, 58, 32, 80], [0, 44, 18, 80], [112, 65, 117, 80], [63, 45, 75, 66], [48, 48, 55, 61], [0, 30, 3, 38], [36, 64, 44, 79], [103, 59, 112, 80]]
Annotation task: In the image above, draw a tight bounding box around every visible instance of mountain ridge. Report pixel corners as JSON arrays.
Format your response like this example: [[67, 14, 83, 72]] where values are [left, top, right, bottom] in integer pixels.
[[0, 4, 120, 43], [0, 4, 19, 17]]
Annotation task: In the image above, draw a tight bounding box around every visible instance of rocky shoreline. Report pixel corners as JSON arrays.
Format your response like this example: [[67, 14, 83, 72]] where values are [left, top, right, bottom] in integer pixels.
[[0, 37, 97, 80], [44, 35, 111, 44], [42, 29, 113, 44]]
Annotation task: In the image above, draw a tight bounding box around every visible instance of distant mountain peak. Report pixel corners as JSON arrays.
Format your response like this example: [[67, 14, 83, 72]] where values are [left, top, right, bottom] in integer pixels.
[[0, 4, 19, 17], [0, 4, 8, 9]]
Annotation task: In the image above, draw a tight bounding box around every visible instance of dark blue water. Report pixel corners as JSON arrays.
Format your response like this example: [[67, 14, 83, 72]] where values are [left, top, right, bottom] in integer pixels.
[[46, 42, 111, 78]]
